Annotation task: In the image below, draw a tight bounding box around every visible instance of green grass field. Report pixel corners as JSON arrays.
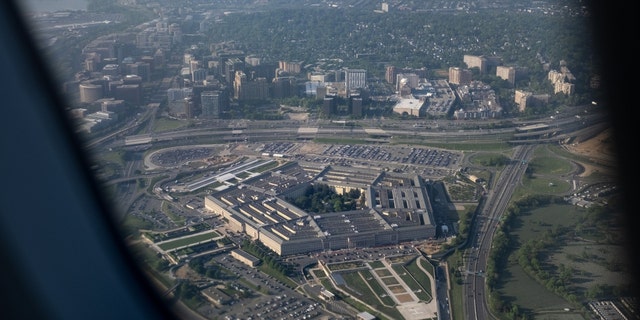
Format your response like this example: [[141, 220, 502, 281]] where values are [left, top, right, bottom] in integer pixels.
[[498, 204, 584, 317], [497, 168, 624, 320], [157, 230, 221, 251]]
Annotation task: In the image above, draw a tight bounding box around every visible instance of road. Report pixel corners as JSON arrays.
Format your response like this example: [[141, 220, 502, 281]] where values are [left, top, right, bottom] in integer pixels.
[[463, 145, 535, 320], [86, 103, 606, 320], [94, 109, 607, 151]]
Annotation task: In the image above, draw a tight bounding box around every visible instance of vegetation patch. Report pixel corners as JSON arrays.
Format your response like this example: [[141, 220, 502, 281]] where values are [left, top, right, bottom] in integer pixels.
[[380, 277, 400, 286], [248, 160, 280, 173], [158, 231, 220, 251], [288, 184, 362, 213], [375, 269, 393, 277], [488, 194, 632, 319]]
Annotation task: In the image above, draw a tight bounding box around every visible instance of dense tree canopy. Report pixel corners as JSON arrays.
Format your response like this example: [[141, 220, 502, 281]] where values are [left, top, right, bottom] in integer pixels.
[[203, 8, 597, 85]]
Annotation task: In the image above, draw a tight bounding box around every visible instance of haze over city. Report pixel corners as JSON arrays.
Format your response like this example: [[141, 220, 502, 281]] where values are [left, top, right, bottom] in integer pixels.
[[14, 1, 637, 320]]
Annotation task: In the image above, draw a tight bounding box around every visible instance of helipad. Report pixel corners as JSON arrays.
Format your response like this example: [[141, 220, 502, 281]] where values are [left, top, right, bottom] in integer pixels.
[[397, 301, 437, 320]]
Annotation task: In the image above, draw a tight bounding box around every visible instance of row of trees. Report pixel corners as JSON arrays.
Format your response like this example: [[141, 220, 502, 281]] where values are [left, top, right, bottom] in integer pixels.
[[241, 239, 295, 277]]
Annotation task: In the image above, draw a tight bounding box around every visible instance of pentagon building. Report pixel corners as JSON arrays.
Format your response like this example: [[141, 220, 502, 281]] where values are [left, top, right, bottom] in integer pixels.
[[204, 161, 436, 256]]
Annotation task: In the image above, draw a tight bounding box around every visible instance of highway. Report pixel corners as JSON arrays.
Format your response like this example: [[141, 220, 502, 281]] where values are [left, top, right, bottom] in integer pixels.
[[463, 145, 535, 320], [90, 108, 607, 151], [85, 103, 606, 320]]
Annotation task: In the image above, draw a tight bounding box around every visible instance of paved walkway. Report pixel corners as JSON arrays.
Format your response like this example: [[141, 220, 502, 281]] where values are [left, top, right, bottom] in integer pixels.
[[376, 257, 438, 320]]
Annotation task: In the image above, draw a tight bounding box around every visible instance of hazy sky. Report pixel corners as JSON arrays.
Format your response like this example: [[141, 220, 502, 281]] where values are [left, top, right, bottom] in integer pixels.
[[21, 0, 87, 12]]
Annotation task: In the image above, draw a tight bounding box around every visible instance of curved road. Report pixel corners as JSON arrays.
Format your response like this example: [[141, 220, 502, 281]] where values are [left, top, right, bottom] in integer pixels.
[[86, 104, 607, 320]]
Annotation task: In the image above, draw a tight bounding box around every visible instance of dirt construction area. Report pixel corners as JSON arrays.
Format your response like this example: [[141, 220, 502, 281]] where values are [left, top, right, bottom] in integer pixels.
[[562, 128, 617, 177]]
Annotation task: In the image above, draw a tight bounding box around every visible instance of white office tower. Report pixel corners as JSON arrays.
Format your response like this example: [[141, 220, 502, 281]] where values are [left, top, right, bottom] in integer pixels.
[[344, 68, 366, 95]]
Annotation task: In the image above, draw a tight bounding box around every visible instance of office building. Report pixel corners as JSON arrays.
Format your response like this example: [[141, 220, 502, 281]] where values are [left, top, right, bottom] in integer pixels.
[[167, 87, 192, 102], [396, 73, 420, 92], [100, 98, 125, 113], [448, 67, 472, 85], [393, 97, 425, 117], [496, 66, 516, 85], [225, 58, 244, 84], [201, 91, 223, 119], [79, 82, 104, 103], [385, 65, 397, 84], [278, 61, 302, 74], [322, 97, 337, 116], [351, 97, 363, 117], [344, 68, 366, 94], [272, 76, 296, 99], [305, 81, 322, 96], [114, 84, 142, 105], [203, 164, 436, 256], [102, 64, 120, 77], [192, 68, 207, 82], [234, 70, 268, 100], [168, 97, 193, 119]]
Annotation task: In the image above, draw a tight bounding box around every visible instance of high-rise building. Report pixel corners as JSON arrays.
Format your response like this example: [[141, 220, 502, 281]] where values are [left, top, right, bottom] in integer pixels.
[[107, 80, 124, 97], [233, 70, 247, 100], [278, 61, 302, 74], [514, 90, 531, 112], [84, 57, 97, 72], [386, 66, 428, 85], [225, 58, 244, 84], [463, 55, 503, 74], [102, 64, 120, 77], [396, 73, 420, 92], [385, 65, 396, 84], [183, 53, 194, 65], [344, 68, 366, 96], [463, 55, 486, 74], [100, 98, 125, 113], [322, 97, 337, 117], [140, 56, 155, 72], [448, 67, 472, 85], [201, 91, 222, 119], [168, 97, 193, 119], [351, 97, 363, 117], [192, 68, 207, 82], [114, 84, 142, 105], [123, 74, 143, 85], [316, 85, 327, 99], [305, 81, 322, 96], [79, 82, 104, 104], [189, 59, 200, 73], [496, 66, 516, 85], [272, 76, 296, 99], [153, 49, 165, 68], [245, 56, 261, 67], [234, 71, 268, 100], [167, 87, 192, 102]]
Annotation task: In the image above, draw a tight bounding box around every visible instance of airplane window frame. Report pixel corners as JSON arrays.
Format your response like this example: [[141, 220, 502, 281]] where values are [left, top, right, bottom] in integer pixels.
[[3, 0, 637, 319], [0, 1, 179, 319]]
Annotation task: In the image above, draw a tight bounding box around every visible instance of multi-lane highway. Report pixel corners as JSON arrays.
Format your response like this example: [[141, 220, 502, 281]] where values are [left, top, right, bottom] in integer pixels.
[[90, 105, 607, 151], [463, 145, 535, 320], [86, 103, 606, 320]]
